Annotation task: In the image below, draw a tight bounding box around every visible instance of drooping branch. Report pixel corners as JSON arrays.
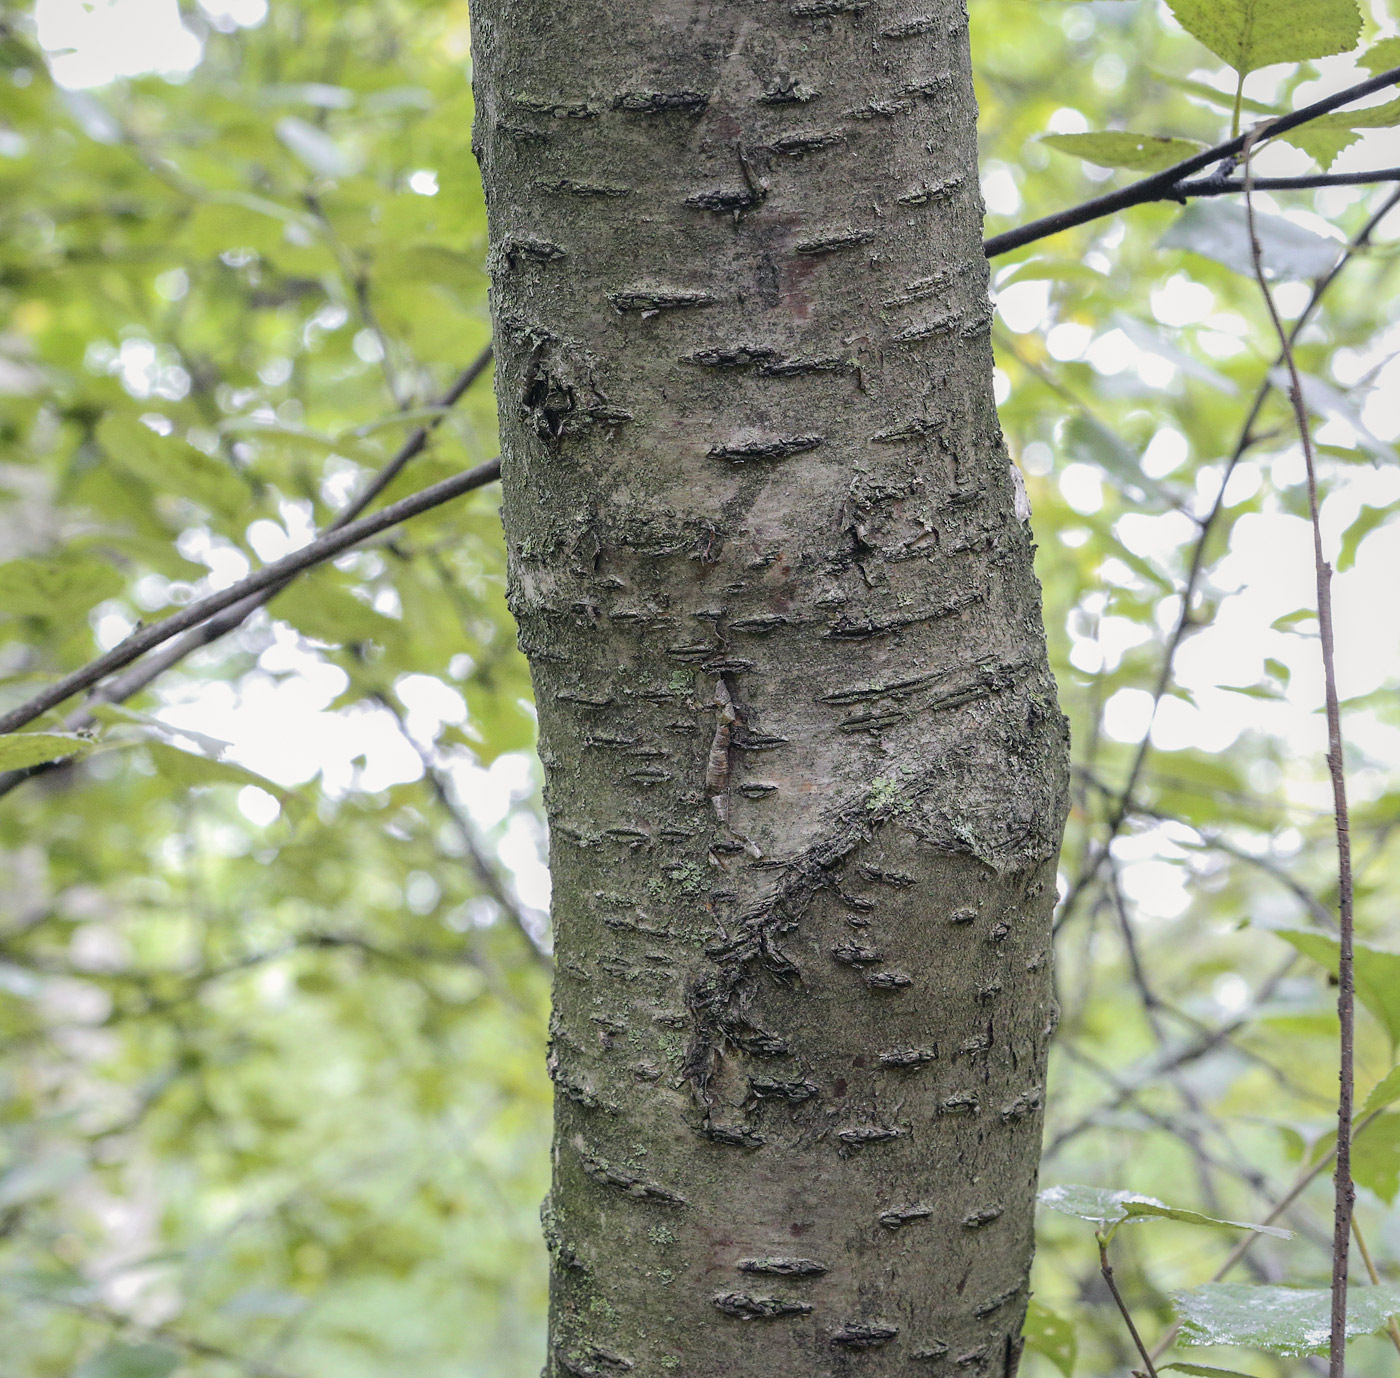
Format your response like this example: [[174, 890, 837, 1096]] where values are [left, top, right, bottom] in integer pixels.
[[372, 689, 552, 966], [0, 456, 501, 738], [984, 64, 1400, 259], [334, 346, 493, 525]]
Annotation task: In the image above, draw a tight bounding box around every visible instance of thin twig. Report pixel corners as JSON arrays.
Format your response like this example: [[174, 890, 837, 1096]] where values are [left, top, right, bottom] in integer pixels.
[[0, 457, 501, 738], [334, 347, 493, 525], [1242, 129, 1356, 1378], [1099, 1235, 1160, 1378], [1044, 955, 1311, 1157], [1075, 768, 1339, 931], [1179, 167, 1400, 197], [21, 1294, 297, 1378], [371, 690, 551, 965], [1053, 184, 1400, 934], [983, 64, 1400, 258]]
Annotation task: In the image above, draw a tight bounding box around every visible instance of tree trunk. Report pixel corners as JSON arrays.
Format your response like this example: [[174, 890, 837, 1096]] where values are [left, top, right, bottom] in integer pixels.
[[471, 3, 1069, 1374]]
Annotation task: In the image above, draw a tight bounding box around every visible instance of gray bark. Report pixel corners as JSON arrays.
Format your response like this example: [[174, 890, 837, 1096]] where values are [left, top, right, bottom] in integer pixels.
[[470, 3, 1069, 1374]]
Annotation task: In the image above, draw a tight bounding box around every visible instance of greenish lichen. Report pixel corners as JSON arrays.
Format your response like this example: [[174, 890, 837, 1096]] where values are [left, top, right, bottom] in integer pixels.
[[866, 774, 913, 816]]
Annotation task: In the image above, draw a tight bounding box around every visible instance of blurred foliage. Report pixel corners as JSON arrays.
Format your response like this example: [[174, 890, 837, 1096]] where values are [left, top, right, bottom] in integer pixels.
[[0, 0, 1398, 1375]]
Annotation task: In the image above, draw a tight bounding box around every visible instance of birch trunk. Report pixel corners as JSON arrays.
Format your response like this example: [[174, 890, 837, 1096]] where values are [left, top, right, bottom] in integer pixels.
[[471, 4, 1069, 1374]]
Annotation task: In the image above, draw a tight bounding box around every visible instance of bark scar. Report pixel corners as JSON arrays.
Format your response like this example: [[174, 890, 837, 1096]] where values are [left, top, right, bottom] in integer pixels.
[[706, 675, 741, 823]]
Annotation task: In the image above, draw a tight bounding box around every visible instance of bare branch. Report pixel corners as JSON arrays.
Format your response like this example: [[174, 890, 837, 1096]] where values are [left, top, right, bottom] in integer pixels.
[[1241, 129, 1357, 1378]]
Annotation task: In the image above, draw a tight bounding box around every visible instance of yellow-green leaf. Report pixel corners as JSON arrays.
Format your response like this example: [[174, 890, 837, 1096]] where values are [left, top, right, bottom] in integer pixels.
[[97, 414, 247, 519], [1362, 1065, 1400, 1117], [1358, 36, 1400, 75], [0, 731, 92, 772], [0, 556, 123, 619], [1023, 1299, 1076, 1378], [1167, 0, 1362, 76], [1273, 927, 1400, 1053], [1040, 131, 1204, 172], [1280, 95, 1400, 170]]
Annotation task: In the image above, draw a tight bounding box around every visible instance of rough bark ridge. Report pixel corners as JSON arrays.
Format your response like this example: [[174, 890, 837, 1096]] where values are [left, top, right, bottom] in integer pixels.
[[471, 3, 1070, 1374]]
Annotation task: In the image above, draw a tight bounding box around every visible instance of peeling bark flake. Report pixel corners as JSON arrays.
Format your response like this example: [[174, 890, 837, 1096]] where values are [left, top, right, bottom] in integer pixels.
[[713, 1293, 815, 1320]]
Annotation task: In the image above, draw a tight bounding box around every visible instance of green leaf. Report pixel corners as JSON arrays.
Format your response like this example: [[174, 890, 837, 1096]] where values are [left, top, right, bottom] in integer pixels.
[[219, 417, 380, 466], [1062, 415, 1172, 509], [1167, 0, 1362, 76], [1040, 132, 1205, 172], [0, 731, 92, 772], [1277, 124, 1362, 171], [1358, 36, 1400, 75], [0, 556, 124, 619], [269, 575, 404, 649], [1160, 202, 1340, 280], [1273, 927, 1400, 1052], [276, 115, 358, 178], [1112, 313, 1239, 394], [96, 415, 247, 519], [1174, 1281, 1400, 1355], [1023, 1299, 1077, 1378], [1039, 1185, 1290, 1236], [1338, 505, 1397, 572], [75, 1341, 181, 1378], [1276, 370, 1398, 464], [1361, 1065, 1400, 1117], [1354, 1113, 1400, 1202], [1280, 95, 1400, 170], [143, 742, 302, 819]]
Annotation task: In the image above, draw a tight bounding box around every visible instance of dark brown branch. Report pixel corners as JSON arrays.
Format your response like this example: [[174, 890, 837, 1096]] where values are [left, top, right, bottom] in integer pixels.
[[0, 456, 501, 738], [334, 346, 493, 526], [1241, 131, 1358, 1378], [984, 64, 1400, 259], [1179, 167, 1400, 197]]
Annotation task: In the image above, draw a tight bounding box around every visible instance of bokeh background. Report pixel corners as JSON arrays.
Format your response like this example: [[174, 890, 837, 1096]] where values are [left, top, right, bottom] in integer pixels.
[[1, 1, 1398, 1374]]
